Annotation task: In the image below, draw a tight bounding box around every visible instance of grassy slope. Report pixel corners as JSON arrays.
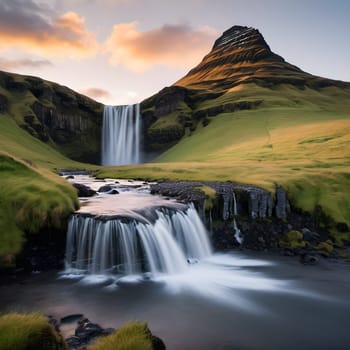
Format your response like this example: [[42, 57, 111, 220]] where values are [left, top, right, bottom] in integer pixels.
[[0, 112, 95, 261], [97, 83, 350, 227]]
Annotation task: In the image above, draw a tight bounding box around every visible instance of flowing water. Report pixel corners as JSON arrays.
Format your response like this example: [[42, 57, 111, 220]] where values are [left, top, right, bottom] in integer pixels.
[[1, 176, 350, 349], [101, 104, 141, 165]]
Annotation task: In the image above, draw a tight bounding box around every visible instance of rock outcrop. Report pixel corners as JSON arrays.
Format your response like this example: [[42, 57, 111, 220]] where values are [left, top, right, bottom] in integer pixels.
[[150, 181, 289, 220]]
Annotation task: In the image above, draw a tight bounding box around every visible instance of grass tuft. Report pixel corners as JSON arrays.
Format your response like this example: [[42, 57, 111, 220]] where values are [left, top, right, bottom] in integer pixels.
[[87, 322, 152, 350], [0, 312, 66, 350]]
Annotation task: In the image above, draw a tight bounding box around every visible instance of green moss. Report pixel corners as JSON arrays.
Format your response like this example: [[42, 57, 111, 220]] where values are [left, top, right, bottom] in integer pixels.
[[315, 240, 334, 256], [280, 230, 306, 249], [192, 185, 217, 210], [0, 313, 67, 350], [87, 322, 152, 350]]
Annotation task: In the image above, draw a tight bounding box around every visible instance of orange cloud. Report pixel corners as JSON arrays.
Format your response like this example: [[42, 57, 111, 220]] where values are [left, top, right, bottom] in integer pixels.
[[79, 87, 112, 100], [0, 1, 98, 58], [104, 22, 218, 71]]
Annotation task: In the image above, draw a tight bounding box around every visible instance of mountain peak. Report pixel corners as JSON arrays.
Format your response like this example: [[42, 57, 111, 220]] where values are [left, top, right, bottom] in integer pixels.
[[174, 25, 309, 91], [212, 25, 269, 51]]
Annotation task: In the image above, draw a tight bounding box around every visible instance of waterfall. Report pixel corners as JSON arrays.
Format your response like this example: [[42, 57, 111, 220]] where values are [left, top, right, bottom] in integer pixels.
[[232, 192, 243, 244], [101, 104, 141, 166], [65, 204, 212, 276]]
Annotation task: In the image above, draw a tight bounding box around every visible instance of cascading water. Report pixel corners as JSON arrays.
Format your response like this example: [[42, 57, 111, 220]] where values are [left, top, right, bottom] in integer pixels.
[[232, 191, 243, 244], [101, 104, 141, 166], [65, 204, 212, 276]]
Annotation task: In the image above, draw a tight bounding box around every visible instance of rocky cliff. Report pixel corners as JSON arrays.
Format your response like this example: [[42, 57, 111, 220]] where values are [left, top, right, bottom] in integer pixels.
[[0, 70, 103, 163]]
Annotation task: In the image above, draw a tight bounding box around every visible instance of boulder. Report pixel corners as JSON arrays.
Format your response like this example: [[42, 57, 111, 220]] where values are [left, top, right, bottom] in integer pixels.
[[72, 183, 96, 197], [98, 185, 119, 194], [299, 253, 319, 265]]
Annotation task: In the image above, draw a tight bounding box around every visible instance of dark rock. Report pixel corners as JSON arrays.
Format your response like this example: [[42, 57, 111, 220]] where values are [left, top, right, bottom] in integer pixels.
[[98, 184, 113, 192], [48, 316, 60, 332], [299, 253, 319, 265], [65, 335, 81, 347], [152, 334, 166, 350], [60, 314, 83, 324], [100, 327, 116, 335], [275, 186, 290, 219], [75, 320, 103, 341], [0, 93, 8, 112], [336, 222, 349, 232], [65, 175, 75, 180], [301, 228, 320, 242], [72, 183, 96, 197], [98, 185, 119, 194]]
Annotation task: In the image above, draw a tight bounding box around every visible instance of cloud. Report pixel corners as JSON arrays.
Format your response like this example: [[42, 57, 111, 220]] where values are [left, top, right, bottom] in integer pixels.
[[0, 0, 98, 58], [0, 57, 52, 71], [79, 87, 112, 100], [104, 22, 218, 71]]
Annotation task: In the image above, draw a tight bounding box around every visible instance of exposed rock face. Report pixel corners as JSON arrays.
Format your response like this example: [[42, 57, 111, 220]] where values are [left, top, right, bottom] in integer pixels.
[[150, 181, 289, 220], [0, 70, 103, 163]]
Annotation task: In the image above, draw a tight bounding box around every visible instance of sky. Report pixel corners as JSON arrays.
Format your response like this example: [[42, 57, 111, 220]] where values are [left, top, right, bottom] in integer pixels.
[[0, 0, 349, 105]]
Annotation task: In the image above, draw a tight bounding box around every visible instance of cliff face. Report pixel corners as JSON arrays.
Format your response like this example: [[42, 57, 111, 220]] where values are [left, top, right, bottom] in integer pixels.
[[0, 71, 103, 164]]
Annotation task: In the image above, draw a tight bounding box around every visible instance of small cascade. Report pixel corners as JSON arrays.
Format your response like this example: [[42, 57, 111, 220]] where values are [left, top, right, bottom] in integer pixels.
[[232, 192, 243, 244], [65, 204, 212, 276], [101, 104, 141, 166]]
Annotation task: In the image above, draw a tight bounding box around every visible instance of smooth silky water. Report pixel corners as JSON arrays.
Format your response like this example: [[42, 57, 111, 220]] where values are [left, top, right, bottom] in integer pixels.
[[1, 178, 350, 350], [102, 104, 141, 166]]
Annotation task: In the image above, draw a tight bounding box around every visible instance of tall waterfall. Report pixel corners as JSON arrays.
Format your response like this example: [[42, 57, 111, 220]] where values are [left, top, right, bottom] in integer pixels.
[[65, 204, 212, 276], [101, 104, 141, 166]]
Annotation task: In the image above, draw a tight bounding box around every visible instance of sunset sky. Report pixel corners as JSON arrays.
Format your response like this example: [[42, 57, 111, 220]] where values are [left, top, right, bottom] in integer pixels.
[[0, 0, 349, 105]]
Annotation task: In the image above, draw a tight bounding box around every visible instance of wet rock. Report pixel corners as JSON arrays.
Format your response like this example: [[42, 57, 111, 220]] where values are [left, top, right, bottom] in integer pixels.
[[75, 319, 103, 341], [299, 253, 319, 265], [152, 334, 166, 350], [66, 335, 81, 348], [60, 314, 83, 324], [98, 184, 114, 192], [98, 185, 119, 194], [101, 327, 116, 335], [72, 183, 96, 197], [301, 228, 320, 243], [48, 315, 60, 332], [275, 186, 290, 219], [65, 175, 74, 180]]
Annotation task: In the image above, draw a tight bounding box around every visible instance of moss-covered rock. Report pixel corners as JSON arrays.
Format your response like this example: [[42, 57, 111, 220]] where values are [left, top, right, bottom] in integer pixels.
[[280, 230, 306, 249], [315, 240, 334, 256], [86, 322, 164, 350]]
